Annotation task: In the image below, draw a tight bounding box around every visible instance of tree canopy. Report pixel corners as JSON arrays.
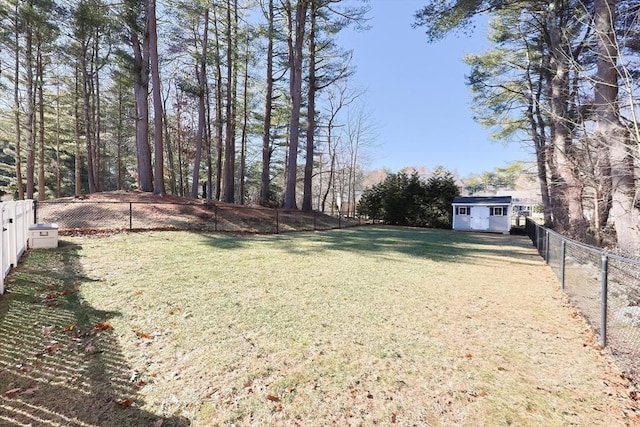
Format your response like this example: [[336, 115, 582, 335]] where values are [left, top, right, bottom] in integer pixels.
[[415, 0, 640, 253], [0, 0, 371, 214]]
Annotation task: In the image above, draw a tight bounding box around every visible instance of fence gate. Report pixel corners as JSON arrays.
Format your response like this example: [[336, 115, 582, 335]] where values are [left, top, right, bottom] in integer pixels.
[[1, 205, 10, 293], [1, 200, 34, 295]]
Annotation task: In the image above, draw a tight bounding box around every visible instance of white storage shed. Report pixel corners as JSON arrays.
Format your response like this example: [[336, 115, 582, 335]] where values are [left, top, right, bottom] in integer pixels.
[[452, 196, 512, 234]]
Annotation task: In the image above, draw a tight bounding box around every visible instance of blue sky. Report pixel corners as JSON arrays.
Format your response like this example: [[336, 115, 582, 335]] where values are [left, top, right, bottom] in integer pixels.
[[338, 0, 530, 177]]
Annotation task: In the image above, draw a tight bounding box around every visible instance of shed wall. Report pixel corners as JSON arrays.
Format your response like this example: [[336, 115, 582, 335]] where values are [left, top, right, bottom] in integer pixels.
[[452, 204, 511, 234]]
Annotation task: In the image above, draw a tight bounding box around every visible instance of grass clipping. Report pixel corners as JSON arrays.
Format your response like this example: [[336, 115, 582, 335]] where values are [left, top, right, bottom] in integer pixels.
[[2, 226, 639, 426]]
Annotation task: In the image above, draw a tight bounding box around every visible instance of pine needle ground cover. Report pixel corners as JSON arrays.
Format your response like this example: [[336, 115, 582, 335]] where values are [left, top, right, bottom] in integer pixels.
[[1, 226, 639, 426]]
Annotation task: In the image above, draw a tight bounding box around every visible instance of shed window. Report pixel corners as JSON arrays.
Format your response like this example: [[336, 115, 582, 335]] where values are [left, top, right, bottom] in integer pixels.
[[490, 206, 507, 216], [456, 206, 470, 215]]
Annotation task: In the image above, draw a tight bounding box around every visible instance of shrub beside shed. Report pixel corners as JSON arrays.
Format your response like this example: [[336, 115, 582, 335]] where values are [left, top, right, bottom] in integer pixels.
[[452, 196, 512, 234]]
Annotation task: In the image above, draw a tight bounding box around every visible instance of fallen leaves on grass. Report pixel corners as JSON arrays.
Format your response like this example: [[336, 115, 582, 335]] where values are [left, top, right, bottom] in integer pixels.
[[66, 228, 127, 237], [46, 343, 61, 354], [135, 330, 154, 340], [45, 292, 60, 300], [4, 387, 38, 399], [35, 338, 77, 357], [265, 394, 281, 402], [94, 321, 113, 332], [66, 374, 79, 384], [204, 387, 220, 398], [168, 305, 183, 315], [4, 388, 22, 399], [463, 389, 487, 398], [115, 398, 135, 408], [16, 364, 34, 373]]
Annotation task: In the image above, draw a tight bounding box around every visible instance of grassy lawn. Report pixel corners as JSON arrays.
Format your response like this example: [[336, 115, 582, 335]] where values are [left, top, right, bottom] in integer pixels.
[[1, 226, 638, 426]]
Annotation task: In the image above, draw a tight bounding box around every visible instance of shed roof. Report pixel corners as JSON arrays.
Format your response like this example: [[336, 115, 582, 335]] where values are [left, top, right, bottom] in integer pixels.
[[452, 196, 512, 205]]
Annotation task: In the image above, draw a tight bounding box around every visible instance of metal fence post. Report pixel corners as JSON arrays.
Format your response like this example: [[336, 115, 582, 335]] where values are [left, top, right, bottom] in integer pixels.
[[528, 218, 535, 244], [129, 203, 133, 230], [545, 230, 550, 263], [214, 205, 218, 232], [560, 240, 566, 290], [600, 253, 609, 348], [275, 209, 279, 234], [313, 211, 317, 231]]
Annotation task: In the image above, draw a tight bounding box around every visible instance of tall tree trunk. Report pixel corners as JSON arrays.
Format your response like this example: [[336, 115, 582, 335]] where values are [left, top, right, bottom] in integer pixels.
[[25, 26, 35, 199], [321, 144, 335, 213], [55, 73, 62, 198], [206, 82, 213, 200], [74, 66, 82, 197], [232, 0, 239, 201], [283, 0, 308, 209], [13, 1, 24, 200], [524, 40, 553, 225], [131, 22, 153, 192], [349, 133, 359, 218], [93, 32, 102, 191], [594, 0, 640, 253], [302, 2, 317, 211], [321, 99, 342, 213], [260, 0, 275, 206], [239, 35, 250, 205], [134, 81, 153, 192], [213, 6, 224, 200], [149, 0, 165, 196], [37, 44, 45, 200], [117, 82, 124, 190], [222, 0, 237, 203], [82, 48, 97, 193], [547, 15, 585, 233], [162, 85, 177, 194], [175, 93, 185, 196], [191, 8, 209, 198]]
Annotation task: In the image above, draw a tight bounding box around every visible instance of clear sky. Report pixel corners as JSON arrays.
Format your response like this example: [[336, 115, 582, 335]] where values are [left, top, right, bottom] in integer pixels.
[[338, 0, 531, 177]]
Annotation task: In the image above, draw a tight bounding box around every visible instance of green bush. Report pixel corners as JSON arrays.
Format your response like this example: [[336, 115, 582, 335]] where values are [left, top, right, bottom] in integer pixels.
[[358, 168, 459, 228]]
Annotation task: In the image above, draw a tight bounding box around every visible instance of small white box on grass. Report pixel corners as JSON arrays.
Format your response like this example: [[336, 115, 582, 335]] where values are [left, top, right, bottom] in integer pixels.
[[29, 223, 59, 249]]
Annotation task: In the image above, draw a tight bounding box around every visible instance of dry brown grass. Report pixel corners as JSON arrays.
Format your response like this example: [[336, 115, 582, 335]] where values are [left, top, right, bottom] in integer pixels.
[[2, 226, 639, 426]]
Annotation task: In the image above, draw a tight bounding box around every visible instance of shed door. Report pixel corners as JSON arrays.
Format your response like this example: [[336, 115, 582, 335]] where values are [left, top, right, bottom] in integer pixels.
[[470, 206, 490, 230]]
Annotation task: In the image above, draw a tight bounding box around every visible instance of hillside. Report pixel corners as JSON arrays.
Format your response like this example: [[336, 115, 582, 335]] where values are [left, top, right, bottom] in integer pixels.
[[35, 191, 360, 234]]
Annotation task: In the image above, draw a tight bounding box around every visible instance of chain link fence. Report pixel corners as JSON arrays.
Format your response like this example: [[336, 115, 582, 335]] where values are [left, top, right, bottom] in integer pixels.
[[34, 200, 361, 234], [526, 218, 640, 383]]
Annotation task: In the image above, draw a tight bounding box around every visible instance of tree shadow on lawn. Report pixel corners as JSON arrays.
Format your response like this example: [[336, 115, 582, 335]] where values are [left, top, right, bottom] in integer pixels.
[[0, 242, 190, 427], [203, 225, 543, 266]]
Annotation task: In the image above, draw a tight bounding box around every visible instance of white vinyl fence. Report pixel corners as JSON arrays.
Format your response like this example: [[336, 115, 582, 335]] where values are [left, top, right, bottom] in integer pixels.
[[1, 200, 34, 294]]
